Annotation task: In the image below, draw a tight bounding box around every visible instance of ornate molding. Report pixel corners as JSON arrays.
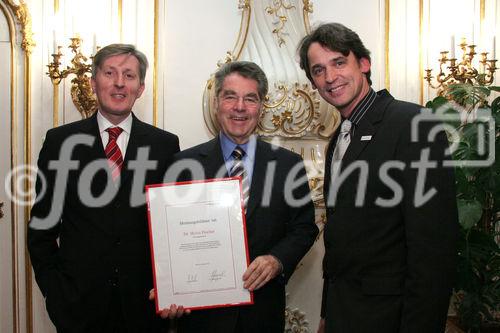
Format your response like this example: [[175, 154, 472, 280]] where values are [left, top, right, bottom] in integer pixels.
[[231, 0, 252, 61], [285, 304, 310, 332], [265, 0, 296, 47], [302, 0, 313, 33], [259, 82, 322, 137], [5, 0, 35, 54]]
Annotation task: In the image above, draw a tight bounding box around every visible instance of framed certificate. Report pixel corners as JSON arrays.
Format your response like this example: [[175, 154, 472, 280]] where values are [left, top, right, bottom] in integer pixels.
[[146, 178, 253, 312]]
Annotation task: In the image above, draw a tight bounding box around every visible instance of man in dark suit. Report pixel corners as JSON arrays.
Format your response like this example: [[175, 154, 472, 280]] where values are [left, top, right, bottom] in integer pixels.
[[28, 44, 180, 332], [171, 61, 318, 332], [298, 23, 459, 332]]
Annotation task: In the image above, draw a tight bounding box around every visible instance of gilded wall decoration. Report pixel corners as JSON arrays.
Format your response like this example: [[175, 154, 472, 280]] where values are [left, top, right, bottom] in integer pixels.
[[5, 0, 35, 54], [47, 38, 98, 119], [266, 0, 296, 47]]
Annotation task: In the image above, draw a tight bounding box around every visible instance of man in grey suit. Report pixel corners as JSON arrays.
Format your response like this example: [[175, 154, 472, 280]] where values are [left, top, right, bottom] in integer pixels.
[[171, 61, 318, 332], [298, 23, 459, 333]]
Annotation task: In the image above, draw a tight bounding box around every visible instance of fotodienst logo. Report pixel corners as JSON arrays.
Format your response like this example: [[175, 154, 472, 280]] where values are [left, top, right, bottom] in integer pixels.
[[412, 104, 495, 167]]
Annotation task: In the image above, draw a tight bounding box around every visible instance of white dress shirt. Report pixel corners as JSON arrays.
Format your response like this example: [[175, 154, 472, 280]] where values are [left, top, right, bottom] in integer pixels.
[[96, 111, 132, 156]]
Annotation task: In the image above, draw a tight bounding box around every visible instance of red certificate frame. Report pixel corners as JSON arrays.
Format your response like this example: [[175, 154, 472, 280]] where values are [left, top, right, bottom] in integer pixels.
[[146, 177, 252, 312]]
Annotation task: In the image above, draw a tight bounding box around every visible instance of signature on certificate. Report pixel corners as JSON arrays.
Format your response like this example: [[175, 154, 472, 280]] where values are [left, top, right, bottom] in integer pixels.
[[187, 274, 198, 283], [208, 269, 226, 282]]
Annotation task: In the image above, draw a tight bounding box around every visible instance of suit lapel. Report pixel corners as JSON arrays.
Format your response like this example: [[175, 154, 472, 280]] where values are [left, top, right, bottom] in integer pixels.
[[79, 112, 106, 161], [341, 90, 393, 168], [246, 139, 275, 220], [120, 115, 149, 185], [198, 137, 226, 179]]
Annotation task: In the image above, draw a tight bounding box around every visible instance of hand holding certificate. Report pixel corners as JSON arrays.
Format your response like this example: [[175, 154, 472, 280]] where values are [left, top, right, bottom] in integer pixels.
[[146, 178, 252, 312]]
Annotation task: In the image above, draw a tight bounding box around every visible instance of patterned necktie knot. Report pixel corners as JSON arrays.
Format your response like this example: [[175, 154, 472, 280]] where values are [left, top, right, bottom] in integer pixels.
[[231, 146, 245, 161], [340, 119, 352, 134], [106, 127, 123, 140]]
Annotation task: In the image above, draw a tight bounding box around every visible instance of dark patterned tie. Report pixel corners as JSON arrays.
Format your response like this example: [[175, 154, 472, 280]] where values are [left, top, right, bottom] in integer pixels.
[[230, 146, 249, 211], [105, 127, 124, 181]]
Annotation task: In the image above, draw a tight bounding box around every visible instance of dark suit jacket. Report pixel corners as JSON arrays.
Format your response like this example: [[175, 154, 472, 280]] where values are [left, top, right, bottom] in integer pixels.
[[173, 137, 318, 333], [28, 112, 179, 333], [322, 90, 459, 333]]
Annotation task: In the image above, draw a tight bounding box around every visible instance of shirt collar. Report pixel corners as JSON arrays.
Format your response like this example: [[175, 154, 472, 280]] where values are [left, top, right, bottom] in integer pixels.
[[346, 88, 377, 127], [219, 132, 256, 161], [97, 111, 133, 135]]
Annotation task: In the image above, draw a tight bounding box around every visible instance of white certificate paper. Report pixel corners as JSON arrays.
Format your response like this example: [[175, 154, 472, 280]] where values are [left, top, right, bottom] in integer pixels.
[[146, 178, 252, 311]]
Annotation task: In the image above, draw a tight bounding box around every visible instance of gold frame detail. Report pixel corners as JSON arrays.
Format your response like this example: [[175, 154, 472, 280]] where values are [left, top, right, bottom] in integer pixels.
[[419, 0, 424, 105], [385, 0, 390, 90], [302, 0, 312, 33], [1, 1, 34, 332], [153, 0, 159, 126], [5, 0, 35, 54], [0, 5, 19, 333]]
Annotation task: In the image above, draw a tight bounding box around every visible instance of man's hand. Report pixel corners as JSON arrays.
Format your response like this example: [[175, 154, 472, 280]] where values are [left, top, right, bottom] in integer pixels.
[[148, 289, 191, 319], [317, 318, 325, 333], [242, 255, 281, 291]]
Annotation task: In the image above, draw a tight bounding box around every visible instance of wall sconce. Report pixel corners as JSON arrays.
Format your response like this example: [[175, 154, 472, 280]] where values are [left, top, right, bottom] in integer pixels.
[[425, 37, 497, 96], [46, 36, 98, 119]]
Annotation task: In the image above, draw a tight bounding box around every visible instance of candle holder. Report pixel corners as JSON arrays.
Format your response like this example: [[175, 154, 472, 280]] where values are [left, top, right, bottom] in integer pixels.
[[47, 36, 98, 118], [425, 38, 497, 96]]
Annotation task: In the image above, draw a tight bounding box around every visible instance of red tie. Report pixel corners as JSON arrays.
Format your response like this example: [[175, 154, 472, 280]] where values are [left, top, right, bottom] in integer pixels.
[[105, 127, 124, 181]]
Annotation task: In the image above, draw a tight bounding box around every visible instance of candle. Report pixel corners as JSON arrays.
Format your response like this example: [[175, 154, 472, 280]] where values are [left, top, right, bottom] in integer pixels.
[[93, 33, 97, 54], [471, 23, 475, 45], [450, 35, 456, 59], [493, 36, 496, 59], [53, 30, 57, 54]]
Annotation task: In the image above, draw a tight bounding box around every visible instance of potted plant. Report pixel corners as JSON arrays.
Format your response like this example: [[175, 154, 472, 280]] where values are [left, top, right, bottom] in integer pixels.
[[426, 83, 500, 332]]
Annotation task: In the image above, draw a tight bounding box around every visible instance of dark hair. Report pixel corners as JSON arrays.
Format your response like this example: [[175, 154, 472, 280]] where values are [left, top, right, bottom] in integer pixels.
[[214, 61, 268, 101], [92, 43, 148, 84], [298, 23, 372, 85]]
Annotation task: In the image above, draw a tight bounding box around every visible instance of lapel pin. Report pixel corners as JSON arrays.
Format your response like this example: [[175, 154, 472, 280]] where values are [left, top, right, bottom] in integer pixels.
[[361, 135, 372, 141]]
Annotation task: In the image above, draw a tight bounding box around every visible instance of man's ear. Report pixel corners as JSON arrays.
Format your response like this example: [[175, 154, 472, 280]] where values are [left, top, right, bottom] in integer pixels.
[[136, 83, 145, 98], [359, 57, 371, 74], [91, 77, 96, 93]]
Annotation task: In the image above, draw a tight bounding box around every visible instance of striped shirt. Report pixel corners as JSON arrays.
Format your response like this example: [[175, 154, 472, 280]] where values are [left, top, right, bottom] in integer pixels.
[[346, 88, 377, 136]]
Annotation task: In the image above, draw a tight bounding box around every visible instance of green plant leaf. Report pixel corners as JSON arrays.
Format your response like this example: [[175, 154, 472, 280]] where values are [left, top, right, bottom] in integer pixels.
[[426, 96, 448, 110], [457, 199, 483, 229]]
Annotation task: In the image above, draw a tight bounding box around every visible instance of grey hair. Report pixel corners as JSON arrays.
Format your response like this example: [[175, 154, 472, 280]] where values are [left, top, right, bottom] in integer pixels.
[[214, 61, 268, 101]]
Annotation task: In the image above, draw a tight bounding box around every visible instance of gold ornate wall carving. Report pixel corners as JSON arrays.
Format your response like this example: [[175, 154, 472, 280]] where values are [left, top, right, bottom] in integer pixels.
[[5, 0, 35, 54]]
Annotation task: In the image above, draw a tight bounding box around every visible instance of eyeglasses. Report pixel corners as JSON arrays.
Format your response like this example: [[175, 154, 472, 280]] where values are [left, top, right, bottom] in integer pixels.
[[219, 94, 261, 107]]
